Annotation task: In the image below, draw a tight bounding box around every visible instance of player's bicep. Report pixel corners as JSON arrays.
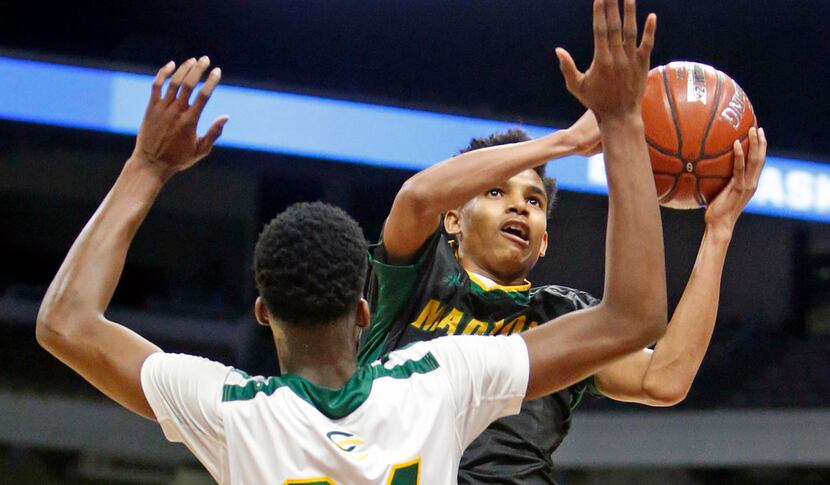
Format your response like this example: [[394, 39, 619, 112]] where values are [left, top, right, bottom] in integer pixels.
[[46, 316, 161, 420], [592, 348, 653, 402], [382, 188, 442, 264]]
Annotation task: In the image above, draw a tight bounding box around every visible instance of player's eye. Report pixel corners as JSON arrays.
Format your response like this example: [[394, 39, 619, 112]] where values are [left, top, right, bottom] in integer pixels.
[[527, 197, 542, 207], [486, 188, 503, 198]]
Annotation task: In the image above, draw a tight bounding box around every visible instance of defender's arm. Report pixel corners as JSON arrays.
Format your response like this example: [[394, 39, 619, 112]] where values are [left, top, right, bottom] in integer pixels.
[[523, 0, 667, 400], [36, 57, 228, 420]]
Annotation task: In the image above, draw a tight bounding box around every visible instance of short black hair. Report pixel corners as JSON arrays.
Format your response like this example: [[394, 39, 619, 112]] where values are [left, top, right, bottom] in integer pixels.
[[254, 202, 368, 326], [460, 128, 558, 214]]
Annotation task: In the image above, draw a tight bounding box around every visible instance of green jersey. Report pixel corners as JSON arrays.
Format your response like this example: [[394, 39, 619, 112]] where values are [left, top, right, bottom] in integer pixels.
[[359, 231, 599, 484]]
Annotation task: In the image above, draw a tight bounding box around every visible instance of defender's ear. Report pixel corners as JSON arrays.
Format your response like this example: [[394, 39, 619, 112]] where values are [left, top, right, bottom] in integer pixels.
[[539, 231, 548, 258], [355, 298, 370, 329], [254, 297, 271, 327]]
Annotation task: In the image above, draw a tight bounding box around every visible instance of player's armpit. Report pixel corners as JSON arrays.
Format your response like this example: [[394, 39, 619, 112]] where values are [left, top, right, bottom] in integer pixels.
[[37, 314, 161, 420], [37, 57, 226, 422]]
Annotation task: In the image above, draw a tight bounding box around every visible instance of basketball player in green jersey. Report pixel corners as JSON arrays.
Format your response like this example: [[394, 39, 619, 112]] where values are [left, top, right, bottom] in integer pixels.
[[36, 3, 673, 480], [358, 2, 768, 484]]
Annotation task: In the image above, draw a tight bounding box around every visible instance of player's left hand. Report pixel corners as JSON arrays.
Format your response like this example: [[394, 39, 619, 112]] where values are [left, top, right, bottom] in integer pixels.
[[704, 127, 767, 235], [132, 56, 229, 180]]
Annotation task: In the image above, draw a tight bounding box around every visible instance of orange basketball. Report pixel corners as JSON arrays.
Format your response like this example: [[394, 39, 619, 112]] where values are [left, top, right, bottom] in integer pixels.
[[642, 62, 757, 209]]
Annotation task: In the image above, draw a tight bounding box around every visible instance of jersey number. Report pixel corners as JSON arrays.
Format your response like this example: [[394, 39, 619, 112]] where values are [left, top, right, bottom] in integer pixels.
[[284, 457, 420, 485]]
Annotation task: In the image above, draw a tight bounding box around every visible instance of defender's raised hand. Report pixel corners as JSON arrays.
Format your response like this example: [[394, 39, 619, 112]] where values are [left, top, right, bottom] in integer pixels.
[[133, 56, 229, 179], [37, 56, 230, 421], [555, 0, 656, 119]]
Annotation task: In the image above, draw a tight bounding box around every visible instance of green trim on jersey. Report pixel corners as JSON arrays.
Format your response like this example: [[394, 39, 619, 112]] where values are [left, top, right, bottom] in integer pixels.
[[468, 278, 531, 305], [358, 233, 441, 366], [222, 352, 440, 420]]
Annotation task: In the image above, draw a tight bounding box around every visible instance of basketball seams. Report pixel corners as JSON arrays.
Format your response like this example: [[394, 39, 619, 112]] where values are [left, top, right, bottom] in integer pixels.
[[646, 139, 679, 158], [645, 62, 754, 209], [656, 178, 679, 204], [699, 131, 750, 160], [696, 70, 724, 163], [654, 65, 684, 205], [694, 71, 724, 206], [661, 65, 684, 159]]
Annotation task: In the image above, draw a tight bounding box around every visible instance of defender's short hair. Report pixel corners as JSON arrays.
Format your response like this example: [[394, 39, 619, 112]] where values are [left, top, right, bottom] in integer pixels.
[[460, 128, 558, 214], [254, 202, 368, 326]]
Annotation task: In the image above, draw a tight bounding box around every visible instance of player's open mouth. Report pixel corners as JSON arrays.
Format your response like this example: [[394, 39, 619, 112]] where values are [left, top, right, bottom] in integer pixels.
[[500, 221, 530, 246]]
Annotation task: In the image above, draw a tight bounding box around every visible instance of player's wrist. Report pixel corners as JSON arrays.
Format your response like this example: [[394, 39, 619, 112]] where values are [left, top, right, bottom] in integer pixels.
[[127, 152, 178, 185], [597, 111, 644, 129], [542, 129, 578, 158], [703, 222, 734, 245]]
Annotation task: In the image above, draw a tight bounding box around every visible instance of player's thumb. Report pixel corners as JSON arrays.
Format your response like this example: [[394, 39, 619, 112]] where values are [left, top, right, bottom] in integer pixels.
[[555, 48, 580, 91], [197, 115, 230, 158]]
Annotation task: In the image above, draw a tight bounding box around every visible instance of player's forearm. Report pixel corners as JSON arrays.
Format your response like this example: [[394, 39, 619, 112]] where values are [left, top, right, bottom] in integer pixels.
[[398, 129, 578, 215], [599, 114, 667, 328], [37, 156, 167, 341], [641, 226, 731, 403]]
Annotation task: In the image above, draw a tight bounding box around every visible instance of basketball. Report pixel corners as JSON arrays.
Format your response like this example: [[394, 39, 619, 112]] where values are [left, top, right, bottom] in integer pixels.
[[642, 62, 757, 209]]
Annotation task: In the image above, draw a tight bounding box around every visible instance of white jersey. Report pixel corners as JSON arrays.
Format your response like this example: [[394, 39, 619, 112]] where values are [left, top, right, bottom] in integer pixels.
[[141, 334, 529, 484]]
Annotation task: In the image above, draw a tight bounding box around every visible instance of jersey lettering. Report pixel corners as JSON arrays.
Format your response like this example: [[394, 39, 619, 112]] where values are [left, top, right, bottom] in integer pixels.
[[284, 478, 335, 485], [409, 299, 539, 337], [387, 457, 420, 485], [410, 299, 445, 330], [283, 458, 420, 485], [430, 308, 463, 333]]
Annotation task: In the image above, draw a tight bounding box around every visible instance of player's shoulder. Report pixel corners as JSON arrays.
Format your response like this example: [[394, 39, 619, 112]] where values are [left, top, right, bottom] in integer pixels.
[[372, 229, 451, 266], [143, 352, 233, 380], [379, 338, 443, 368], [385, 335, 523, 369], [379, 336, 462, 369], [530, 284, 599, 309]]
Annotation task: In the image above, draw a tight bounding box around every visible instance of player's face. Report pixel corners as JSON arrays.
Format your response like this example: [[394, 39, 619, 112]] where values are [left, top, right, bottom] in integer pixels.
[[445, 169, 549, 284]]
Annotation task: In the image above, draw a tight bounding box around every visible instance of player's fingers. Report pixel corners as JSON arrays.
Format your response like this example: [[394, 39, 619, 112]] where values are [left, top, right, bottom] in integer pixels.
[[605, 0, 624, 54], [592, 0, 610, 63], [756, 127, 768, 160], [189, 67, 222, 119], [748, 127, 767, 189], [176, 56, 210, 109], [622, 0, 637, 53], [150, 61, 175, 103], [732, 138, 746, 190], [748, 125, 759, 157], [747, 127, 765, 183], [555, 48, 583, 93], [196, 115, 229, 158], [164, 58, 196, 103], [637, 14, 657, 68], [758, 127, 768, 163]]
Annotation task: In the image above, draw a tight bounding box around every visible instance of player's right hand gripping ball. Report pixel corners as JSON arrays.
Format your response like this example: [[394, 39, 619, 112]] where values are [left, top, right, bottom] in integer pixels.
[[643, 62, 757, 209]]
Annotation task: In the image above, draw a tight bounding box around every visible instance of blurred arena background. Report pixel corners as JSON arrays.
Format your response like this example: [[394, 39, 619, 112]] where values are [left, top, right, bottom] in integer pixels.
[[1, 1, 829, 483]]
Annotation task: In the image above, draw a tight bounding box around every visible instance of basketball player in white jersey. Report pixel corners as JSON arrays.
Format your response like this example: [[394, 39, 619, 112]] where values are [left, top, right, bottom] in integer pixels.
[[37, 1, 666, 482]]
